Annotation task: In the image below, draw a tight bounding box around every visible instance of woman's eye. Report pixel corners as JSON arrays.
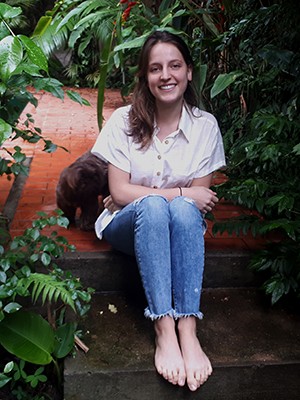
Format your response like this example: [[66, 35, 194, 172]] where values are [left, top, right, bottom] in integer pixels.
[[171, 64, 181, 69], [150, 66, 160, 73]]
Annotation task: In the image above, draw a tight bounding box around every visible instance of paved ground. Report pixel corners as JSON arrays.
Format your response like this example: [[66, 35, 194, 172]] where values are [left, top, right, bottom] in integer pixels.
[[0, 88, 265, 252]]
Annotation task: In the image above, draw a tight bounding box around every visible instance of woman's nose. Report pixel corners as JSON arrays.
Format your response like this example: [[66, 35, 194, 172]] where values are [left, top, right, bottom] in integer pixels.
[[160, 66, 170, 80]]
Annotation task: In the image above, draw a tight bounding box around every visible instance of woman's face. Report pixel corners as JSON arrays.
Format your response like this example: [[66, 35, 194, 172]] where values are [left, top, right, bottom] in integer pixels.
[[147, 42, 192, 108]]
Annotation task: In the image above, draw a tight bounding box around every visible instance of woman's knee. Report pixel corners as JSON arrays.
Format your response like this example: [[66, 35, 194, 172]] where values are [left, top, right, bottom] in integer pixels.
[[135, 195, 169, 223], [170, 196, 204, 225], [135, 194, 168, 212]]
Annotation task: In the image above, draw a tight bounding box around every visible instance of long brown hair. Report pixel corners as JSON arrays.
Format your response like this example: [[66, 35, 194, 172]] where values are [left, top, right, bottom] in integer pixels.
[[128, 30, 199, 149]]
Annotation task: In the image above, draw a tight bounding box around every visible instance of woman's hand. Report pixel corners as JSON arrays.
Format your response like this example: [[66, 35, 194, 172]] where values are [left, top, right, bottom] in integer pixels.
[[103, 195, 121, 213], [186, 186, 219, 214]]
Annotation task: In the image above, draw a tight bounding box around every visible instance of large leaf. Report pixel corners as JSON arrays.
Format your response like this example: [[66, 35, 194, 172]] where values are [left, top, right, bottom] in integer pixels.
[[32, 16, 53, 37], [114, 34, 149, 52], [0, 36, 23, 82], [19, 273, 76, 312], [66, 90, 90, 106], [0, 310, 55, 365], [0, 3, 22, 19], [55, 0, 89, 32], [210, 71, 244, 98], [53, 323, 76, 359], [0, 118, 12, 146], [18, 35, 48, 72]]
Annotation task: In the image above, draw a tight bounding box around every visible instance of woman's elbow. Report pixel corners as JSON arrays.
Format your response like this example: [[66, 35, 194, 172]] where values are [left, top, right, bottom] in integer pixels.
[[109, 186, 127, 207]]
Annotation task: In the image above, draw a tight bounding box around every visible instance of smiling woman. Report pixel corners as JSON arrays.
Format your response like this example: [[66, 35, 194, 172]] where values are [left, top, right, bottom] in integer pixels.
[[146, 42, 192, 123], [91, 30, 226, 392]]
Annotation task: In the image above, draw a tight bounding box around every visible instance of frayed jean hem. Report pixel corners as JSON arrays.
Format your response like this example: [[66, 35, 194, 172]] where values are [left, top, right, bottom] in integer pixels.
[[144, 307, 174, 321], [144, 308, 204, 321], [174, 311, 204, 320]]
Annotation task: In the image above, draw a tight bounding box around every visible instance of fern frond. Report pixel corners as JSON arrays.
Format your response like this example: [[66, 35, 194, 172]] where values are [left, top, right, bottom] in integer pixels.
[[18, 273, 76, 312]]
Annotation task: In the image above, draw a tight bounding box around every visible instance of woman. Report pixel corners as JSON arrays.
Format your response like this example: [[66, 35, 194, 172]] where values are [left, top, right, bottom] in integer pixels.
[[92, 30, 226, 391]]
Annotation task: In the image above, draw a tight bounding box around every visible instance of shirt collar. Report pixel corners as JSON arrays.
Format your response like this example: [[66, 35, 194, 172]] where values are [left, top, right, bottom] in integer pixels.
[[154, 103, 195, 142], [178, 103, 194, 143]]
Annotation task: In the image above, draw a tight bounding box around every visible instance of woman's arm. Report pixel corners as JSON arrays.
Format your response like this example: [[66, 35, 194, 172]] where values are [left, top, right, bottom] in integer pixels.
[[105, 163, 219, 214]]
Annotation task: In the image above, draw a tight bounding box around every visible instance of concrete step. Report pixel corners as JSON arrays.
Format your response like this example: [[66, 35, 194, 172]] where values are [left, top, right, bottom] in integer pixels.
[[57, 250, 260, 293], [64, 288, 300, 400]]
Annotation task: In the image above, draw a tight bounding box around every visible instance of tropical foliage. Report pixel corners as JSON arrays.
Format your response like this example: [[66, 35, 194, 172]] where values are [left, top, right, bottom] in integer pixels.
[[0, 1, 89, 179], [210, 0, 300, 305], [1, 2, 299, 397], [0, 3, 93, 397], [39, 0, 225, 128], [0, 211, 94, 398], [42, 0, 300, 304]]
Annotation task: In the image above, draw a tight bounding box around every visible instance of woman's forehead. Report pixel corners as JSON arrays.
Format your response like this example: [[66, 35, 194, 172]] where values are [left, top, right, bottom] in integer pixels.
[[148, 42, 184, 62]]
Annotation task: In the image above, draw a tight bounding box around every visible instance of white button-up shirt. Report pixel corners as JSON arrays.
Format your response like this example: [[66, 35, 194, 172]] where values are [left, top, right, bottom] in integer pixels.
[[91, 103, 226, 238]]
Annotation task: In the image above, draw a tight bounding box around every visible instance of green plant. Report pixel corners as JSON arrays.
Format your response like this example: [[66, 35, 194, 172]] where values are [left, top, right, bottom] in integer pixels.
[[210, 0, 300, 304], [0, 211, 94, 397], [0, 2, 89, 178], [42, 0, 225, 128]]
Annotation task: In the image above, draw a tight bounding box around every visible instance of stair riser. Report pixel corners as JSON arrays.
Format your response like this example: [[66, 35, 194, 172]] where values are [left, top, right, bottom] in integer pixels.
[[64, 363, 300, 400], [56, 251, 259, 292]]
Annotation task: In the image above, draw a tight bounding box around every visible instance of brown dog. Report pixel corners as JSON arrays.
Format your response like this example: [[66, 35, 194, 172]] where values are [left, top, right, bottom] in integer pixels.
[[56, 151, 109, 231]]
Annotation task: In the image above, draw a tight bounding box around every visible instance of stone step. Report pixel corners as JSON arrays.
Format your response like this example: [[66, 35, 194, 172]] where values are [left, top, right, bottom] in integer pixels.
[[57, 250, 260, 293], [64, 288, 300, 400]]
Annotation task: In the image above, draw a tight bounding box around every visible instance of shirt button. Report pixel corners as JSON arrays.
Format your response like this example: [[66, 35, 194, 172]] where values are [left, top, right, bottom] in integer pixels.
[[165, 140, 169, 144], [157, 155, 161, 160], [157, 171, 161, 176]]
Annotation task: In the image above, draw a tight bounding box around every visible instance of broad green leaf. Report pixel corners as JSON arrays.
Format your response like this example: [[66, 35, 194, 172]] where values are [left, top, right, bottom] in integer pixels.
[[29, 228, 40, 241], [293, 143, 300, 155], [41, 252, 51, 266], [0, 118, 12, 146], [4, 361, 14, 374], [0, 4, 22, 19], [161, 9, 185, 26], [203, 13, 220, 37], [3, 302, 22, 313], [198, 64, 208, 93], [114, 34, 149, 52], [33, 78, 64, 100], [55, 0, 88, 32], [0, 373, 11, 388], [66, 90, 91, 106], [0, 36, 23, 82], [0, 310, 54, 365], [258, 45, 293, 70], [0, 271, 6, 283], [18, 35, 48, 73], [265, 194, 284, 207], [74, 10, 115, 30], [32, 16, 53, 37], [53, 323, 76, 358], [210, 71, 244, 98]]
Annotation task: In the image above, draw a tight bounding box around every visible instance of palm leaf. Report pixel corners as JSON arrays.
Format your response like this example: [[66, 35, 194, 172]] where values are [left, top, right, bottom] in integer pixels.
[[18, 273, 76, 312]]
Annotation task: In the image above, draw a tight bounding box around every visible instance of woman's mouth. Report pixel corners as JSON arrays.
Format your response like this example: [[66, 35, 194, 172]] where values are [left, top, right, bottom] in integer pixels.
[[159, 84, 176, 90]]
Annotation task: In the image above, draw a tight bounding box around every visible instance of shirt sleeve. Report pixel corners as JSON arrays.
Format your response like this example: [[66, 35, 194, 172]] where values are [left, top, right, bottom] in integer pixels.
[[194, 114, 226, 178], [91, 106, 131, 173]]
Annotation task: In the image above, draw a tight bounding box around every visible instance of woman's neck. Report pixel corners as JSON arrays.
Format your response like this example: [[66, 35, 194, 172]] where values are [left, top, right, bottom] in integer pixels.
[[155, 101, 183, 140]]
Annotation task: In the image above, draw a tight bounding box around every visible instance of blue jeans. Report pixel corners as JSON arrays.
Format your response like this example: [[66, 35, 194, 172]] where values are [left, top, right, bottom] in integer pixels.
[[103, 195, 206, 320]]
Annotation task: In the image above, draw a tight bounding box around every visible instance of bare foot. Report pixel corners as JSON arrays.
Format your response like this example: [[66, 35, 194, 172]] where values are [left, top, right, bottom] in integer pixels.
[[178, 317, 212, 391], [154, 316, 186, 386]]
